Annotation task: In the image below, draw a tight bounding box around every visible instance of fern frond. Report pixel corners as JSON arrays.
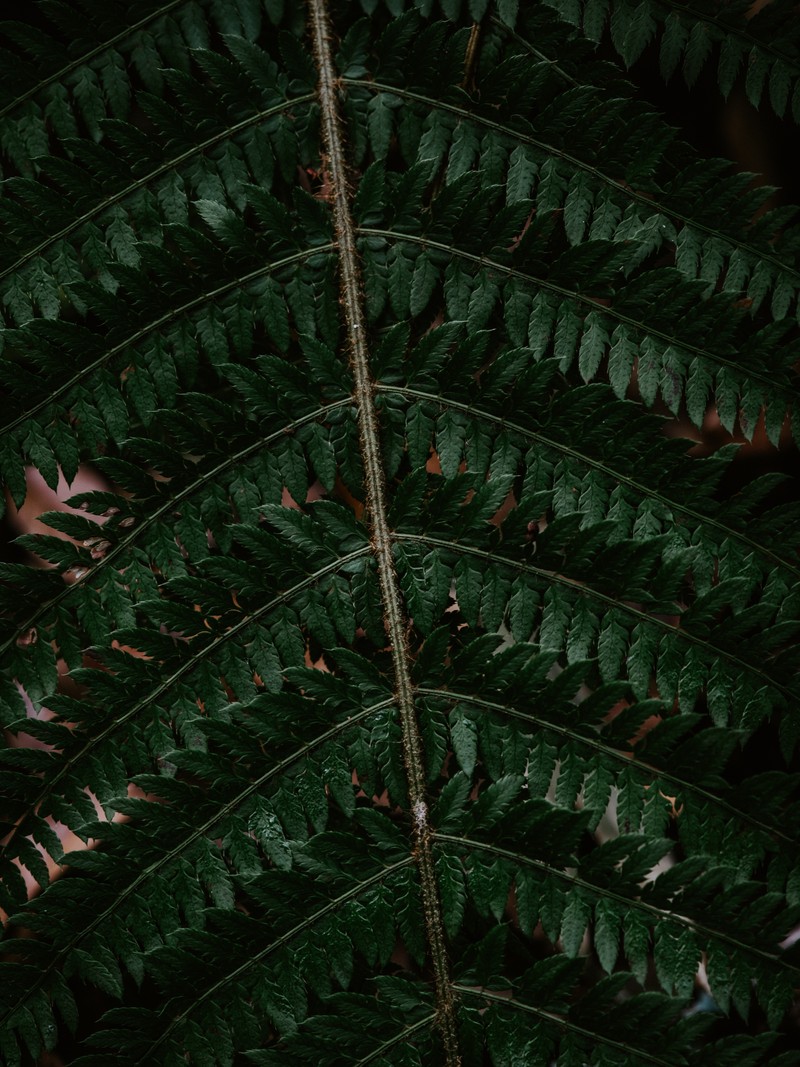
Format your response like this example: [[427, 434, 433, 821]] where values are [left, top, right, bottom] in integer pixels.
[[2, 1, 799, 1065]]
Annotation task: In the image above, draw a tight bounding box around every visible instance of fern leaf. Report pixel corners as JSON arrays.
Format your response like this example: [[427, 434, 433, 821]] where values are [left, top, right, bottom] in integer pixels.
[[1, 1, 799, 1064]]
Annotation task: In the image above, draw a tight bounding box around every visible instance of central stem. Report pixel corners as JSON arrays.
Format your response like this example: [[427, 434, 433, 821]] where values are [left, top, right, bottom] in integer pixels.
[[307, 1, 461, 1062]]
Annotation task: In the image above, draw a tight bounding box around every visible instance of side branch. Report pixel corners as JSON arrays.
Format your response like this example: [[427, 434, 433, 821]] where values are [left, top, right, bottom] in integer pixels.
[[306, 1, 461, 1062]]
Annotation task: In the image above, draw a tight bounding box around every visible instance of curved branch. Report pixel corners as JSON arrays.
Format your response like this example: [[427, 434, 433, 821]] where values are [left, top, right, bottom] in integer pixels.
[[0, 696, 396, 1033], [353, 1014, 436, 1067], [452, 985, 683, 1067], [0, 244, 335, 440], [361, 228, 797, 402], [347, 80, 800, 291], [0, 398, 354, 659], [134, 856, 415, 1064], [1, 546, 372, 862], [436, 834, 799, 975], [0, 0, 186, 120], [394, 533, 798, 708], [416, 686, 797, 847], [377, 383, 800, 582], [0, 95, 316, 285]]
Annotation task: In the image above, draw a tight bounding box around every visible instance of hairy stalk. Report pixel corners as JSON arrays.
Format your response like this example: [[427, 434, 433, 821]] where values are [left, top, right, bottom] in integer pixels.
[[307, 1, 461, 1062]]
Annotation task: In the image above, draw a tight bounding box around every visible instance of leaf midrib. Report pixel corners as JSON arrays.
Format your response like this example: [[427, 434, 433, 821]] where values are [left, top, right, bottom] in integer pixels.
[[656, 0, 800, 73], [309, 0, 462, 1057]]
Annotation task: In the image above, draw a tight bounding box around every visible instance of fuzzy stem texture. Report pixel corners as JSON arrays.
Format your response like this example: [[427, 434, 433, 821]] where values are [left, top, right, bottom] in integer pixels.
[[307, 1, 461, 1062]]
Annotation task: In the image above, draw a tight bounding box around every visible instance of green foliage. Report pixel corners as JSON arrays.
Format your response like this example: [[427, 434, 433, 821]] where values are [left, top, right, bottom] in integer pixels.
[[1, 0, 799, 1064]]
